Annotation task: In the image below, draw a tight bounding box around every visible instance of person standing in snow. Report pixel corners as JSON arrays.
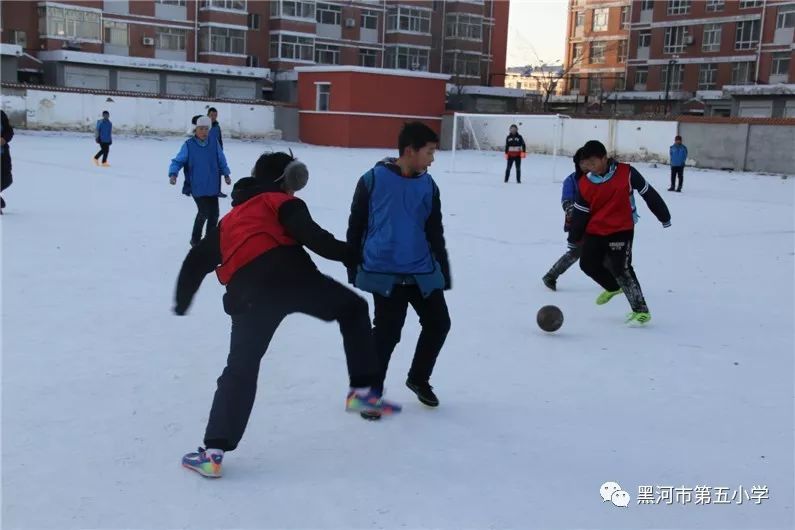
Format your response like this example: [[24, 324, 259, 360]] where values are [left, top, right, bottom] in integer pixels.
[[175, 151, 399, 478], [1, 110, 14, 213], [169, 116, 231, 247], [504, 124, 526, 183], [347, 122, 451, 408], [668, 135, 688, 192], [207, 107, 227, 198], [93, 110, 113, 167], [542, 148, 585, 291], [568, 140, 671, 325]]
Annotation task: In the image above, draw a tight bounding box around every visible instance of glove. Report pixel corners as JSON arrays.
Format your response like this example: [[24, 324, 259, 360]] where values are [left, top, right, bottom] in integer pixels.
[[169, 175, 177, 185], [224, 175, 232, 185], [662, 220, 671, 228], [520, 152, 526, 159]]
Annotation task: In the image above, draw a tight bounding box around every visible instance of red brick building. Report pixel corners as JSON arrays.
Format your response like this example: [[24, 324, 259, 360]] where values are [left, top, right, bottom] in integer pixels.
[[296, 65, 448, 147]]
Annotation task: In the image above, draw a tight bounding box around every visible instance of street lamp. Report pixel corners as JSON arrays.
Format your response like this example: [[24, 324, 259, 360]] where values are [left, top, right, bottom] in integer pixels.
[[664, 54, 679, 115]]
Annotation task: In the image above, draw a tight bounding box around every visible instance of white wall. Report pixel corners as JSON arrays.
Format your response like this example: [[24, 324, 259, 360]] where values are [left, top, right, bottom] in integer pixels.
[[453, 114, 677, 162], [4, 88, 277, 138]]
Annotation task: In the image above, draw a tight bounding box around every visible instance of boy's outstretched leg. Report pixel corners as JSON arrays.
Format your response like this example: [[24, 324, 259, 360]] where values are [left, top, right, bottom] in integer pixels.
[[543, 246, 582, 290]]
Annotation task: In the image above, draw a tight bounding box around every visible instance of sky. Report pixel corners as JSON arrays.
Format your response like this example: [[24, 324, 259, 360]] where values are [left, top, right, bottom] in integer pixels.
[[506, 0, 569, 67]]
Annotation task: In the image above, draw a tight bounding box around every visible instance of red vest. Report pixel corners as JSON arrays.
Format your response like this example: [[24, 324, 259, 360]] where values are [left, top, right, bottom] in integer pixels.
[[578, 163, 634, 236], [215, 192, 298, 285]]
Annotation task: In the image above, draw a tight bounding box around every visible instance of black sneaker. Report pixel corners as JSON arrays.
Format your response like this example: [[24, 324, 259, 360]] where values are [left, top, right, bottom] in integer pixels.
[[542, 274, 557, 291], [406, 379, 439, 407], [218, 192, 228, 198], [667, 187, 675, 191]]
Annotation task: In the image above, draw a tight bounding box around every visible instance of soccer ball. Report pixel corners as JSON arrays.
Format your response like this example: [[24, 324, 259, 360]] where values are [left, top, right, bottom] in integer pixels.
[[537, 305, 564, 332]]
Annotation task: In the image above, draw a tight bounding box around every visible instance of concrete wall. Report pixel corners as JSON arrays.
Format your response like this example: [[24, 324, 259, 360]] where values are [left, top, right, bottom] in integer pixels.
[[2, 55, 18, 83], [746, 125, 795, 174], [274, 106, 299, 142], [679, 123, 748, 171], [0, 88, 278, 138]]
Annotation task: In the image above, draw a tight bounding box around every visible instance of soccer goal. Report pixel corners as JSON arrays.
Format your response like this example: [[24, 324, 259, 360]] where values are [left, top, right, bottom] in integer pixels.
[[450, 113, 572, 182]]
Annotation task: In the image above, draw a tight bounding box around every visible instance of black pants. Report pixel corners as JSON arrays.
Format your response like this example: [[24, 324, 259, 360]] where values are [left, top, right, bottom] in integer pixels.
[[546, 245, 582, 279], [192, 196, 220, 245], [204, 274, 378, 452], [372, 286, 451, 393], [505, 157, 521, 183], [579, 230, 649, 313], [94, 142, 110, 163], [670, 166, 684, 190]]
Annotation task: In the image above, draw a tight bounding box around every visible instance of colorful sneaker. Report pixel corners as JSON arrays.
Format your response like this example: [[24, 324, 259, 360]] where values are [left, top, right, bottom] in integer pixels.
[[596, 288, 622, 305], [345, 390, 402, 419], [625, 312, 651, 325], [101, 162, 111, 167], [182, 447, 223, 478], [92, 158, 99, 166]]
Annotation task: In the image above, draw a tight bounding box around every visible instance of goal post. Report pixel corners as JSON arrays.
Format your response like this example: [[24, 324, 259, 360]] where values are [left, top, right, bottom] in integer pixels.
[[450, 113, 572, 182]]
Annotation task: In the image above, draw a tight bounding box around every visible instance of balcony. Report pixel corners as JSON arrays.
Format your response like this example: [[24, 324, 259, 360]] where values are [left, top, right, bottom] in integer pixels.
[[640, 9, 652, 23], [637, 46, 649, 60], [774, 27, 794, 45], [317, 23, 341, 39]]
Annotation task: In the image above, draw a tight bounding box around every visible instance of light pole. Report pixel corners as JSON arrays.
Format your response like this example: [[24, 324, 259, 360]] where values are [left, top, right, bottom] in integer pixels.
[[664, 54, 679, 115]]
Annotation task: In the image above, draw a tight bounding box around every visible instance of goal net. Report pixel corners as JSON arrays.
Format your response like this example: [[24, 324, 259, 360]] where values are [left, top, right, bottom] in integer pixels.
[[451, 113, 572, 182]]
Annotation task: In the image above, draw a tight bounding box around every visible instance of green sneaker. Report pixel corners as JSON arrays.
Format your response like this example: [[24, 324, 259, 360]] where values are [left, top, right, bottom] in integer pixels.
[[596, 289, 622, 305], [625, 312, 651, 325]]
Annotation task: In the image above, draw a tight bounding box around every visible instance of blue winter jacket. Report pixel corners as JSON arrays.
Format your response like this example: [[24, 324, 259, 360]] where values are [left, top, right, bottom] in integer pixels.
[[168, 136, 230, 198], [95, 119, 112, 144], [561, 171, 579, 205], [670, 143, 688, 166]]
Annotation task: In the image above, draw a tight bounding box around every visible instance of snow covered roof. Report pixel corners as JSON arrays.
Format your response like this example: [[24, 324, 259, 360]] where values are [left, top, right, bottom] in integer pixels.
[[722, 84, 795, 96], [294, 65, 450, 80], [608, 90, 691, 101], [0, 44, 23, 57], [695, 90, 726, 101], [36, 50, 269, 79], [447, 84, 538, 98]]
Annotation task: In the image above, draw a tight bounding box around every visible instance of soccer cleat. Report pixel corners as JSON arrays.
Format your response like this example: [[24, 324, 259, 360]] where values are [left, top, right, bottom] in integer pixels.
[[182, 447, 223, 478], [101, 162, 110, 167], [93, 158, 100, 166], [406, 379, 439, 407], [596, 289, 622, 305], [542, 274, 557, 291], [625, 312, 651, 325], [346, 389, 402, 420]]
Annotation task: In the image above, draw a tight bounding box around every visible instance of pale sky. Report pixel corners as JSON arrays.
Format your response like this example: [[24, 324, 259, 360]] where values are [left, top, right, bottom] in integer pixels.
[[507, 0, 569, 67]]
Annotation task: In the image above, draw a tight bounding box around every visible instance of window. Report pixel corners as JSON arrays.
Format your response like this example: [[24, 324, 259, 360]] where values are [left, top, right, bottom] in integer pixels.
[[361, 10, 378, 29], [38, 6, 101, 40], [200, 27, 245, 54], [618, 40, 628, 62], [662, 63, 683, 90], [667, 0, 690, 16], [445, 13, 483, 40], [572, 43, 583, 62], [575, 11, 585, 27], [270, 1, 315, 19], [706, 0, 724, 12], [569, 75, 580, 92], [384, 46, 430, 70], [103, 20, 128, 46], [731, 61, 754, 84], [316, 3, 341, 25], [620, 6, 630, 28], [640, 0, 654, 10], [156, 0, 186, 5], [201, 0, 246, 10], [269, 33, 314, 61], [246, 55, 258, 67], [316, 83, 330, 111], [387, 6, 431, 34], [12, 30, 27, 47], [589, 41, 606, 64], [248, 13, 260, 30], [664, 26, 688, 54], [702, 23, 721, 52], [735, 20, 760, 50], [772, 52, 790, 75], [615, 74, 626, 91], [739, 1, 762, 8], [588, 75, 602, 95], [157, 27, 186, 50], [698, 63, 717, 89], [315, 43, 340, 64], [635, 67, 648, 87], [443, 52, 481, 77], [777, 6, 795, 29], [639, 31, 651, 48], [359, 48, 377, 67], [592, 8, 608, 31]]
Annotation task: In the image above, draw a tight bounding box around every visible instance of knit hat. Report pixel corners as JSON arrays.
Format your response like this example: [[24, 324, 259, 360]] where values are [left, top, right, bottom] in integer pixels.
[[196, 116, 212, 128]]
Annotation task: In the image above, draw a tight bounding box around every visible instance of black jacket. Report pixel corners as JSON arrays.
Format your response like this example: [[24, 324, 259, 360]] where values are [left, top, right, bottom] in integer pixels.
[[505, 133, 526, 154], [346, 160, 451, 289], [174, 177, 358, 315], [1, 110, 13, 190]]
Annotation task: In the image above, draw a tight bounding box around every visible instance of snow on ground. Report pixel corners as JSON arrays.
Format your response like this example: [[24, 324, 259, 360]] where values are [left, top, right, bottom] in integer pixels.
[[2, 130, 793, 530]]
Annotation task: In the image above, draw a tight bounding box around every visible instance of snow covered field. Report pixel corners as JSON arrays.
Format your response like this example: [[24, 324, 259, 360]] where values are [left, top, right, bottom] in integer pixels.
[[2, 130, 793, 530]]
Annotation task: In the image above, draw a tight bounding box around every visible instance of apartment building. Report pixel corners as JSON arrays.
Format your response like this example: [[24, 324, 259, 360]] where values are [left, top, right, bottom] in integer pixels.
[[0, 0, 510, 101], [563, 0, 795, 116]]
